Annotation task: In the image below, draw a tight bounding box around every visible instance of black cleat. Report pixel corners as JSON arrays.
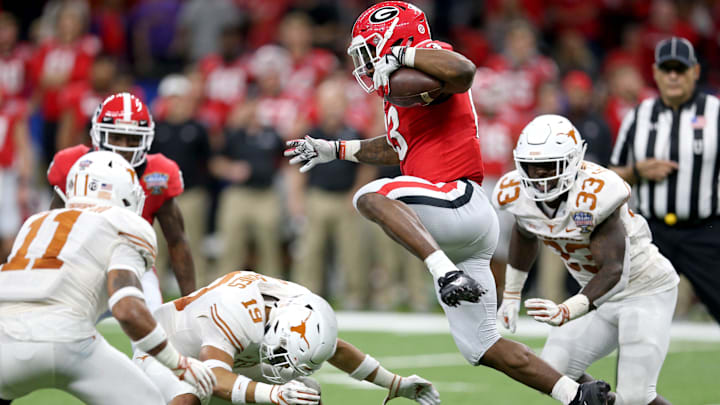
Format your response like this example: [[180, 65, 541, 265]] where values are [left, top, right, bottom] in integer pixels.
[[569, 380, 611, 405], [437, 270, 487, 307]]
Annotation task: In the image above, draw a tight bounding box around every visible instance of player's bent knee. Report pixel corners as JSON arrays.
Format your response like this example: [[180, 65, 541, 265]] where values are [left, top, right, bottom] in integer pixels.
[[354, 192, 386, 220]]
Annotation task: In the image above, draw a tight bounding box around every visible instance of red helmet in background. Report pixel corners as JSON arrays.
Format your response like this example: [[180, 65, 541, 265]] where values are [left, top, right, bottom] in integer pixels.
[[90, 92, 155, 167], [348, 1, 431, 92]]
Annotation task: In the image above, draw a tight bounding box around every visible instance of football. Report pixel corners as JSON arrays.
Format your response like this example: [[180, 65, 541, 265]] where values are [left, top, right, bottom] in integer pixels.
[[385, 67, 444, 107]]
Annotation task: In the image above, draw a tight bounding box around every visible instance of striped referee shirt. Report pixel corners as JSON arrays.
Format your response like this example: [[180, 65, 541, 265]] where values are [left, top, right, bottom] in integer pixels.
[[610, 91, 720, 223]]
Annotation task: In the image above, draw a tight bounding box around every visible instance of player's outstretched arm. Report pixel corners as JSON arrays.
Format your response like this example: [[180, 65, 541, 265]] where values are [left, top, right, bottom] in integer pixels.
[[329, 339, 440, 405], [526, 208, 628, 327], [107, 269, 216, 398], [284, 135, 399, 172], [498, 224, 539, 333], [198, 345, 320, 404], [157, 198, 197, 296]]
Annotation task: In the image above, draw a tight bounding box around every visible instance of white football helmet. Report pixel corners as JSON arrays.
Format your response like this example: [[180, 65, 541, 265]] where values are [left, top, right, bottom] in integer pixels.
[[65, 151, 146, 215], [513, 114, 586, 201], [260, 303, 338, 384]]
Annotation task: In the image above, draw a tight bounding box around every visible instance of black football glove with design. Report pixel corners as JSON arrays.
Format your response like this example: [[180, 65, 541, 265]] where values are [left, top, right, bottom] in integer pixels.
[[437, 270, 487, 307]]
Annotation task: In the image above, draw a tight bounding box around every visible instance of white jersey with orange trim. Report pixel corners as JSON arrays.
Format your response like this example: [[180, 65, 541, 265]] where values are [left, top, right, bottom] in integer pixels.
[[152, 271, 313, 369], [0, 206, 157, 342], [492, 161, 678, 301]]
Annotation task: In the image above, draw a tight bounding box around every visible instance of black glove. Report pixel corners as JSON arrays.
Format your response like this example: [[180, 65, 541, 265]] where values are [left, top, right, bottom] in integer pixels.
[[437, 270, 487, 307]]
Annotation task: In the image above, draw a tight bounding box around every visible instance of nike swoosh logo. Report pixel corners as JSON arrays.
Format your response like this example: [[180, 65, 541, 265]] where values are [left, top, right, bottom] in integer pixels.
[[566, 227, 577, 232]]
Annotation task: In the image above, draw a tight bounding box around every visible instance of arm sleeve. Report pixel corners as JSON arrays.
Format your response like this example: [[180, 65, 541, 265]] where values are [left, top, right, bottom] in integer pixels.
[[108, 242, 147, 279]]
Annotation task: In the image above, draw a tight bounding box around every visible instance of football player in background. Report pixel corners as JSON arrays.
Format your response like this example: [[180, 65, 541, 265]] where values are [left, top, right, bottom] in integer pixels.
[[284, 2, 609, 404], [0, 151, 215, 404], [47, 92, 197, 308], [136, 270, 440, 405], [494, 115, 678, 405]]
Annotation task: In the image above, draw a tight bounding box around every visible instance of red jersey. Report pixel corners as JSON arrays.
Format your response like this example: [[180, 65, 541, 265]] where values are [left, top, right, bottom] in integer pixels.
[[0, 44, 32, 99], [476, 110, 524, 178], [0, 100, 27, 168], [59, 81, 107, 136], [283, 49, 338, 103], [30, 39, 97, 120], [485, 53, 558, 115], [197, 54, 249, 130], [381, 41, 483, 184], [47, 145, 184, 223]]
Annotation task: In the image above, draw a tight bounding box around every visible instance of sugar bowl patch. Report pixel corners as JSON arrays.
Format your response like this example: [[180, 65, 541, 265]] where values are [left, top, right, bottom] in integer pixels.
[[572, 211, 594, 233]]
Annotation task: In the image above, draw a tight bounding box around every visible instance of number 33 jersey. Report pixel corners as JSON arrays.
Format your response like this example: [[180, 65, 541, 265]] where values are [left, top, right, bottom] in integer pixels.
[[492, 161, 678, 301], [0, 207, 157, 341]]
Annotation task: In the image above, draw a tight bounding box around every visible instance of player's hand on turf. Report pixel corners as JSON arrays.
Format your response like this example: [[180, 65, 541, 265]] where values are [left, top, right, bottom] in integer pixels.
[[437, 270, 487, 307], [285, 136, 338, 173], [172, 355, 217, 399], [373, 53, 401, 91], [272, 380, 321, 405], [383, 375, 440, 405], [524, 298, 569, 327], [497, 291, 521, 333]]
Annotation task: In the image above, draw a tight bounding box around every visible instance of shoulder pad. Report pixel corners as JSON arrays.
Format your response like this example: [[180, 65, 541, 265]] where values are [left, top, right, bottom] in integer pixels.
[[492, 170, 523, 211], [571, 162, 630, 226], [103, 207, 158, 269], [209, 286, 266, 352]]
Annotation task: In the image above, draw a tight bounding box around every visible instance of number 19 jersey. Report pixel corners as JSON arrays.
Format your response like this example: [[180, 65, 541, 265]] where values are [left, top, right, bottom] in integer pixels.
[[0, 207, 157, 341]]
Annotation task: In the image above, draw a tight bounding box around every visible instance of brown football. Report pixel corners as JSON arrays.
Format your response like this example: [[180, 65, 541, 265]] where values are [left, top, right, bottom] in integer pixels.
[[385, 67, 444, 107]]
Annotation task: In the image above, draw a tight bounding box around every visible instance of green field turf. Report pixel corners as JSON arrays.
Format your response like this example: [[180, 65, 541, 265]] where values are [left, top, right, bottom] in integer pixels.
[[13, 323, 720, 405]]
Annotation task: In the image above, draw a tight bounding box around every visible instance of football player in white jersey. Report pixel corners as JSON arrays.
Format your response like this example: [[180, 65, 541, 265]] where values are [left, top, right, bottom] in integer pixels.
[[0, 151, 216, 404], [493, 115, 679, 405], [135, 270, 441, 405]]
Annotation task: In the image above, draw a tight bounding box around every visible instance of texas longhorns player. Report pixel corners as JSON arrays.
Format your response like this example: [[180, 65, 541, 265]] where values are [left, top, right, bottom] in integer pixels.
[[0, 151, 214, 404], [493, 114, 679, 405], [47, 92, 196, 308], [136, 270, 440, 405], [284, 2, 609, 404]]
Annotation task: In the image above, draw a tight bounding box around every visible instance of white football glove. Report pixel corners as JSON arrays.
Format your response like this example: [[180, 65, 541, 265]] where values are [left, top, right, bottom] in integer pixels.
[[272, 380, 321, 405], [372, 52, 401, 91], [383, 375, 440, 405], [171, 355, 218, 399], [284, 135, 338, 173], [524, 298, 569, 327], [497, 291, 521, 333]]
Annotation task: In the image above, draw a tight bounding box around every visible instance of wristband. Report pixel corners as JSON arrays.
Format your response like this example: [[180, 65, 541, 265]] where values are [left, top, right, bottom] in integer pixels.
[[349, 354, 380, 380], [108, 286, 145, 311], [132, 324, 168, 354], [337, 140, 361, 163], [503, 265, 529, 296], [231, 375, 252, 404], [370, 365, 397, 389], [253, 382, 276, 404], [404, 47, 416, 67], [560, 294, 590, 321], [153, 341, 181, 370], [204, 359, 232, 372]]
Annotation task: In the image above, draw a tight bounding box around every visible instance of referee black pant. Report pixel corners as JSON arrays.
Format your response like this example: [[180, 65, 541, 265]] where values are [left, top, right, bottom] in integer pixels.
[[649, 217, 720, 324]]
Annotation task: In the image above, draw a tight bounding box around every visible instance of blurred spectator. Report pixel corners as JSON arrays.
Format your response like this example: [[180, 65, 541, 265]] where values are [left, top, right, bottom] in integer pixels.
[[178, 0, 241, 62], [90, 0, 127, 58], [210, 71, 286, 280], [56, 54, 117, 150], [288, 77, 373, 308], [241, 0, 292, 48], [604, 24, 645, 78], [277, 12, 338, 104], [546, 0, 605, 44], [553, 29, 598, 78], [0, 92, 33, 261], [0, 13, 32, 101], [563, 70, 613, 166], [150, 75, 212, 285], [30, 2, 98, 165], [603, 63, 656, 140], [195, 23, 249, 137], [128, 0, 183, 78], [486, 19, 559, 116]]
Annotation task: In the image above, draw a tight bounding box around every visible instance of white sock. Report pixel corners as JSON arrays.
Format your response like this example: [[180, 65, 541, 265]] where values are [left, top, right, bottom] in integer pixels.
[[424, 250, 457, 279], [551, 376, 580, 405]]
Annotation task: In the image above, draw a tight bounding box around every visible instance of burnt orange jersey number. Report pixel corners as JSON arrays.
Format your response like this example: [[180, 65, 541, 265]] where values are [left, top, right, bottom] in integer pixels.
[[497, 177, 521, 206]]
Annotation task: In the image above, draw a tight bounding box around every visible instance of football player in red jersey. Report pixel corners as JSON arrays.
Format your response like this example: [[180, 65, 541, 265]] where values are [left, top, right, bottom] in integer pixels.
[[47, 92, 197, 304], [284, 2, 610, 404]]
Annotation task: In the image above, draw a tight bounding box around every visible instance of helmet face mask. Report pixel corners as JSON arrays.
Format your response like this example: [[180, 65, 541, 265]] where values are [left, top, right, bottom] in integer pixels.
[[65, 150, 146, 215], [514, 114, 586, 202], [260, 304, 337, 384], [90, 92, 155, 167]]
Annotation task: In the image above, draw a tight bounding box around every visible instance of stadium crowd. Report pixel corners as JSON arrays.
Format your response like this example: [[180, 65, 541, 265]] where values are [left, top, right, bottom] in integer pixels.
[[0, 0, 718, 316]]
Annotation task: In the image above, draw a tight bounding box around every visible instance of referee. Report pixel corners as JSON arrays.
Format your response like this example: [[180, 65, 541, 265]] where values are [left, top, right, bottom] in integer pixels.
[[610, 37, 720, 324]]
